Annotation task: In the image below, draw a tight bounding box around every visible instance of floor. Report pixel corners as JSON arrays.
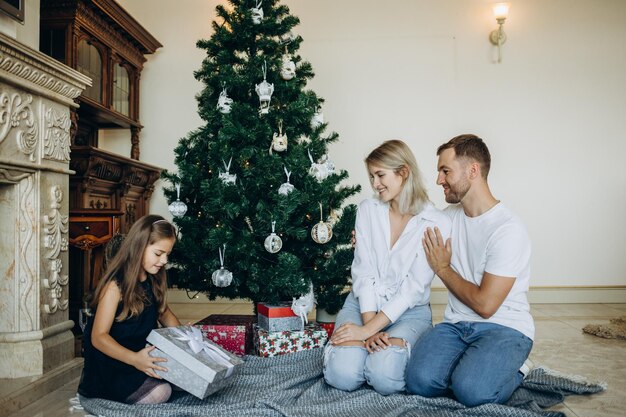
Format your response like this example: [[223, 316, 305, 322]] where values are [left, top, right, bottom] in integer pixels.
[[4, 302, 625, 417]]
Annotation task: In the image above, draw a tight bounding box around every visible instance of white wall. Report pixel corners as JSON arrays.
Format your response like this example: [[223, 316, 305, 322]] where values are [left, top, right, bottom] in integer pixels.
[[110, 0, 626, 290], [0, 0, 39, 49]]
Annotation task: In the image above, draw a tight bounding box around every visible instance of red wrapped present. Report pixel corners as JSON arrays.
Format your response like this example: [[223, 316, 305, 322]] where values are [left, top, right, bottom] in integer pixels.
[[254, 323, 328, 357], [194, 314, 256, 356], [317, 321, 335, 337], [257, 302, 303, 332]]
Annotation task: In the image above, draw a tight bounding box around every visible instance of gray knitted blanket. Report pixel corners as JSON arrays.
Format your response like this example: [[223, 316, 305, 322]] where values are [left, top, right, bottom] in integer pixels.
[[78, 349, 605, 417]]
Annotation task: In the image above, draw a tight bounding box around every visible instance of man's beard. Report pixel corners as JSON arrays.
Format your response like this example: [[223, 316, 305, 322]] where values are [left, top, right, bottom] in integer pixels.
[[444, 179, 470, 204]]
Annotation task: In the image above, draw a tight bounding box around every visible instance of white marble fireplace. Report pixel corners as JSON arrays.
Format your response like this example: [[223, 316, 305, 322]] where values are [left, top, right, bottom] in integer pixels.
[[0, 31, 89, 378]]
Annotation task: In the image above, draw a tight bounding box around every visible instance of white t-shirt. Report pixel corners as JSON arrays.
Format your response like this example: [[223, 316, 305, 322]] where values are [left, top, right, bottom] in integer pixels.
[[443, 203, 535, 340], [351, 198, 451, 323]]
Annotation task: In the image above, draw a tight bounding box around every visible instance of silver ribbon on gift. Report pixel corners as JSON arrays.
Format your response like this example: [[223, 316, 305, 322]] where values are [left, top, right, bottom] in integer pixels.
[[291, 283, 315, 327], [172, 326, 235, 377]]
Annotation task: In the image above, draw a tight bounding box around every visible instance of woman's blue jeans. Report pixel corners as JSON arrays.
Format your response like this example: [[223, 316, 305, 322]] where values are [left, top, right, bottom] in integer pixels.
[[323, 293, 432, 395], [405, 321, 533, 407]]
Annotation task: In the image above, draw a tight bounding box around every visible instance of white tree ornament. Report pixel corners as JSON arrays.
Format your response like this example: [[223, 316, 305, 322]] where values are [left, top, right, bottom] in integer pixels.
[[212, 245, 233, 287], [168, 183, 188, 217], [269, 120, 288, 154], [251, 1, 263, 24], [216, 88, 233, 114], [218, 157, 237, 185], [280, 53, 296, 80], [264, 220, 283, 253], [308, 150, 335, 182], [255, 61, 274, 114], [310, 109, 324, 129], [311, 203, 333, 244], [278, 166, 295, 195]]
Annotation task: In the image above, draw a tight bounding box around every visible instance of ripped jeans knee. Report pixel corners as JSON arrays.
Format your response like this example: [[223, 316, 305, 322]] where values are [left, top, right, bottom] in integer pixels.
[[323, 343, 368, 392], [364, 341, 411, 395]]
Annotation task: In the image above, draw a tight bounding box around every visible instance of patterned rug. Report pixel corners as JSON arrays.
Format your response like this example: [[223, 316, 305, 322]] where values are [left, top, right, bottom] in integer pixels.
[[583, 316, 626, 340], [77, 348, 605, 417]]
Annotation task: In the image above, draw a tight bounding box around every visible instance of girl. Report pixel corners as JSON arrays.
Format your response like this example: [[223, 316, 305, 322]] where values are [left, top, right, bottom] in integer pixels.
[[323, 140, 451, 395], [78, 214, 181, 404]]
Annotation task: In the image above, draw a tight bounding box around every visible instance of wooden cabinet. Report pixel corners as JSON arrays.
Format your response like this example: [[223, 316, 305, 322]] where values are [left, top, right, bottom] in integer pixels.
[[39, 0, 162, 336]]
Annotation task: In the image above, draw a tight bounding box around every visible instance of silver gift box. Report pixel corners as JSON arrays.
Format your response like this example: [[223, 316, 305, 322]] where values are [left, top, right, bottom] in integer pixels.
[[147, 326, 244, 399]]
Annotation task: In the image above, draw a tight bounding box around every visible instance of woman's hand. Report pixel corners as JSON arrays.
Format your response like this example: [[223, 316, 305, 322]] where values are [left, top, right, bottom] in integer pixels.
[[364, 332, 391, 353], [330, 322, 372, 345], [132, 346, 168, 378]]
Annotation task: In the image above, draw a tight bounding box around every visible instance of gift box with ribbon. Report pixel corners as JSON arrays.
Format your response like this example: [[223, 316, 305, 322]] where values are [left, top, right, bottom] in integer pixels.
[[257, 302, 304, 332], [147, 326, 244, 399], [194, 314, 256, 356], [254, 323, 328, 357]]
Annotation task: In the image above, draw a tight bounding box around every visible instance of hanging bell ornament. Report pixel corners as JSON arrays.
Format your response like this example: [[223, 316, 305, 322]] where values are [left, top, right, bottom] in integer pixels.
[[218, 157, 237, 185], [216, 88, 233, 114], [250, 0, 263, 24], [264, 221, 283, 254], [311, 109, 324, 129], [278, 166, 295, 196], [255, 61, 274, 115], [269, 120, 288, 154], [280, 53, 296, 80], [311, 203, 333, 244], [168, 183, 188, 218], [212, 245, 233, 287]]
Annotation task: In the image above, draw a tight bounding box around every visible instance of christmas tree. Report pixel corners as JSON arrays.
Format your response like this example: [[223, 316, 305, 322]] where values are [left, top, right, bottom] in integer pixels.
[[162, 0, 360, 314]]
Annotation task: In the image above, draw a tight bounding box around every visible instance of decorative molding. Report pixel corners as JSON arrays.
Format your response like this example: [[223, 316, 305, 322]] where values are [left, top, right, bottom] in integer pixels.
[[43, 185, 69, 314], [0, 91, 38, 160], [75, 2, 147, 69], [0, 32, 90, 102], [43, 107, 72, 162], [18, 173, 36, 330]]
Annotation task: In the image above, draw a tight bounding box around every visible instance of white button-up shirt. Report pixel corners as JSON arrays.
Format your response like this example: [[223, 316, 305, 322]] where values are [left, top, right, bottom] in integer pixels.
[[351, 198, 451, 322]]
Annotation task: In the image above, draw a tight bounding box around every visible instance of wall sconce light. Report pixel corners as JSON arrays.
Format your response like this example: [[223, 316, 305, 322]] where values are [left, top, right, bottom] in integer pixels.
[[489, 3, 510, 63]]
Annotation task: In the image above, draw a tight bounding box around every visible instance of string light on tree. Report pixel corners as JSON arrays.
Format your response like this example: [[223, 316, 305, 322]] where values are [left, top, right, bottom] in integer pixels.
[[168, 184, 188, 217], [264, 220, 283, 253], [311, 203, 333, 244], [212, 244, 233, 287]]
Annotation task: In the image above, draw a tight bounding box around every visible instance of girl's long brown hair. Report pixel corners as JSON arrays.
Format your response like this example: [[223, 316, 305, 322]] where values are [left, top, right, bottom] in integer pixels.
[[91, 214, 176, 321]]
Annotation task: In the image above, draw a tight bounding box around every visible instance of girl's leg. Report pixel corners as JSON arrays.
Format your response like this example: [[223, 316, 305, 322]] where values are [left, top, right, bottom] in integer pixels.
[[323, 293, 368, 391], [125, 377, 172, 404], [365, 304, 432, 395]]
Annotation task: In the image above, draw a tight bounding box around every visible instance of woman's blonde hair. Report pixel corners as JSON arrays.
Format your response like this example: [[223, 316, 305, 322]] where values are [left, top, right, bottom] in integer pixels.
[[91, 214, 176, 321], [365, 139, 429, 215]]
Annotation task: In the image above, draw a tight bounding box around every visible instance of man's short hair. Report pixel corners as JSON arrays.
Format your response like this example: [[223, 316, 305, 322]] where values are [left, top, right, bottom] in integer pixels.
[[437, 134, 491, 179]]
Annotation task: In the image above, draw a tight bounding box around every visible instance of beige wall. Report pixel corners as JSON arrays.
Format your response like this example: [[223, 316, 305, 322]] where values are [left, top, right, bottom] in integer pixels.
[[108, 0, 626, 290]]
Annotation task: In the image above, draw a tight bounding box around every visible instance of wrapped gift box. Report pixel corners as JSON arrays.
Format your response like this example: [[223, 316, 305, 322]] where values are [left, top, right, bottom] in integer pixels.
[[147, 326, 244, 399], [257, 302, 303, 332], [254, 323, 328, 357], [194, 314, 256, 356]]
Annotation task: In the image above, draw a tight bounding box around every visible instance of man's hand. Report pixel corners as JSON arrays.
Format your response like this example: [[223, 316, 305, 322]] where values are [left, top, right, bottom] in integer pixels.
[[423, 226, 452, 276]]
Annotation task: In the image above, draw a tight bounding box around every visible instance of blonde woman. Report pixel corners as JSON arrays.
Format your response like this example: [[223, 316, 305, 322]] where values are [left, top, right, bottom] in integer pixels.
[[323, 140, 451, 395]]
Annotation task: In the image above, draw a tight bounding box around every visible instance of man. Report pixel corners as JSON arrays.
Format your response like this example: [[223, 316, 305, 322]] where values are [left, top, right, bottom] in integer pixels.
[[405, 134, 534, 407]]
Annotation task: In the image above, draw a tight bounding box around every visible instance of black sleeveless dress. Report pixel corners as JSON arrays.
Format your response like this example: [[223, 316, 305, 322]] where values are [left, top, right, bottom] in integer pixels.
[[78, 277, 159, 402]]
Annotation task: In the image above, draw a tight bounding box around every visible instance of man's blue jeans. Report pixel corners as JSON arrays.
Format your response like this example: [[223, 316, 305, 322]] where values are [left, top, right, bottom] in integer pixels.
[[405, 321, 533, 407]]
